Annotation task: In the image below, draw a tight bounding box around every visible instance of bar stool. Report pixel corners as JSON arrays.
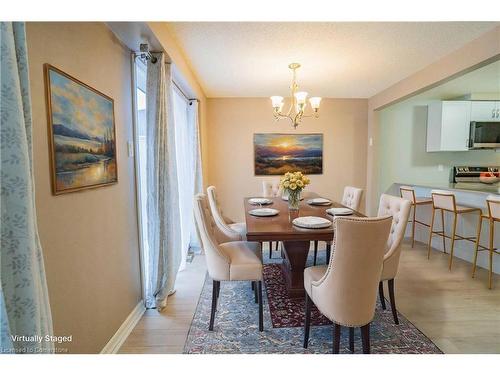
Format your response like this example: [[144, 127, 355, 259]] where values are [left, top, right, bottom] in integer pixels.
[[472, 195, 500, 289], [399, 186, 432, 247], [427, 190, 482, 270]]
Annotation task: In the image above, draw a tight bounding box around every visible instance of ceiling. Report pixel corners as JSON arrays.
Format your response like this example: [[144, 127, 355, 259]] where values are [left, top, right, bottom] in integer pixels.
[[166, 22, 499, 98]]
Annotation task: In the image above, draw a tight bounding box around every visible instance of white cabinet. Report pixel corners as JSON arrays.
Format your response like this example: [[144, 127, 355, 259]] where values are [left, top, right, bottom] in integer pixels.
[[426, 101, 471, 152], [470, 101, 500, 121]]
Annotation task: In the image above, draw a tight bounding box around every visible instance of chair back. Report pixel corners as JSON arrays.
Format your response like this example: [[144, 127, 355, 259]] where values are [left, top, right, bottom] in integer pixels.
[[399, 186, 416, 204], [206, 186, 241, 241], [487, 194, 500, 220], [431, 190, 455, 211], [377, 194, 412, 280], [262, 180, 281, 197], [312, 216, 392, 327], [341, 186, 363, 211], [193, 194, 230, 280]]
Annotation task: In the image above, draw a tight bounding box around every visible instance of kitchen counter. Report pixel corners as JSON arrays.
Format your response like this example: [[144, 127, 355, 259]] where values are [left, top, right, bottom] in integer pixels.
[[399, 182, 500, 195]]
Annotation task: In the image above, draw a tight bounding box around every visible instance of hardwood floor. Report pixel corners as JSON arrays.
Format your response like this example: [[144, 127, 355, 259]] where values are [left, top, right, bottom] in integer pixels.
[[119, 241, 500, 354]]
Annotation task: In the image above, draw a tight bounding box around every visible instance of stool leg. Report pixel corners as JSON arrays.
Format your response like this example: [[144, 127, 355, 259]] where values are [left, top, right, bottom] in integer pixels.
[[449, 213, 457, 270], [441, 209, 447, 254], [489, 220, 494, 289], [427, 208, 436, 259], [411, 204, 416, 248], [472, 216, 483, 279]]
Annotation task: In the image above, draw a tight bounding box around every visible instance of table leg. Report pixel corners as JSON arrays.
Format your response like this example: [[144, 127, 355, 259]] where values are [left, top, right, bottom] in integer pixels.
[[280, 240, 310, 298]]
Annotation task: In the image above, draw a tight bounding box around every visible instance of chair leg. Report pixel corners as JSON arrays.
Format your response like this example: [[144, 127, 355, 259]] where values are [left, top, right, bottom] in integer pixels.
[[257, 281, 263, 332], [268, 241, 273, 259], [378, 281, 386, 310], [360, 323, 370, 354], [313, 240, 318, 266], [448, 213, 457, 271], [333, 323, 341, 354], [303, 293, 312, 348], [216, 280, 220, 299], [427, 208, 436, 259], [326, 243, 331, 264], [489, 220, 494, 289], [472, 216, 483, 278], [411, 205, 416, 248], [253, 281, 258, 303], [388, 279, 399, 325], [349, 327, 354, 353], [209, 280, 217, 331], [251, 281, 254, 290], [441, 209, 447, 254]]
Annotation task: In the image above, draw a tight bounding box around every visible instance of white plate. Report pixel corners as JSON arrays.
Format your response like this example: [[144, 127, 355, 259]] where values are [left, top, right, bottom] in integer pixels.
[[326, 207, 353, 216], [307, 198, 332, 206], [292, 216, 332, 229], [248, 197, 273, 205], [248, 208, 279, 217]]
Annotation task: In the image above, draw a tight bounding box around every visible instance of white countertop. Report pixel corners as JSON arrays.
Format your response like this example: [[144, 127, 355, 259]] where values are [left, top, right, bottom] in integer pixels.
[[397, 182, 499, 195]]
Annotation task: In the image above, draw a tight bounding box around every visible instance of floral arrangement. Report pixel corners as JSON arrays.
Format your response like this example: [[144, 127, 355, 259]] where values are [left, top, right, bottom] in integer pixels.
[[280, 171, 310, 210]]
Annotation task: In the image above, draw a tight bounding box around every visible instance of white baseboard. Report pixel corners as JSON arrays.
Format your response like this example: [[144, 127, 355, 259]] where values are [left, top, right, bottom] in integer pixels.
[[101, 300, 145, 354]]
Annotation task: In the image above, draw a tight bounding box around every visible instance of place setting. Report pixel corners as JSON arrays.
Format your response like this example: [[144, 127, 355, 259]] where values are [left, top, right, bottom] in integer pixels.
[[326, 207, 354, 217], [307, 197, 332, 206]]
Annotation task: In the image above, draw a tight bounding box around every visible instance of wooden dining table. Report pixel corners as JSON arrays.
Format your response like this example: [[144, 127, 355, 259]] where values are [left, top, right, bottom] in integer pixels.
[[244, 194, 364, 298]]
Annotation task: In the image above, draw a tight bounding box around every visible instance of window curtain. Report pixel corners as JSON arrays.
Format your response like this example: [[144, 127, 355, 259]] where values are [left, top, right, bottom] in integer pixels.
[[187, 100, 204, 250], [145, 53, 182, 310], [0, 22, 54, 353]]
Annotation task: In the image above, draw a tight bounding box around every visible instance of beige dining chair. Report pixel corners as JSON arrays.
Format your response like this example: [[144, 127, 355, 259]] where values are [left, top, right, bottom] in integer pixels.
[[377, 194, 412, 324], [472, 194, 500, 289], [312, 185, 364, 265], [262, 180, 282, 259], [193, 193, 264, 331], [303, 215, 392, 354], [207, 186, 246, 241]]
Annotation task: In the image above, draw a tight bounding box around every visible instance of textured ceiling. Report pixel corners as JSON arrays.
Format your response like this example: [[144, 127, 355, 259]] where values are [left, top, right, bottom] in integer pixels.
[[166, 22, 499, 98]]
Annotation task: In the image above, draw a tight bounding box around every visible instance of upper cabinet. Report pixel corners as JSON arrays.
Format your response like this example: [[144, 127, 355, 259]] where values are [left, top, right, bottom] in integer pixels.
[[470, 101, 500, 121], [427, 101, 471, 152]]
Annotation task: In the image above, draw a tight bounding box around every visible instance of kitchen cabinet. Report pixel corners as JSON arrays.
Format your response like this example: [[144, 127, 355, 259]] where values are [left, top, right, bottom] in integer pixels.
[[470, 101, 500, 121], [427, 101, 471, 152]]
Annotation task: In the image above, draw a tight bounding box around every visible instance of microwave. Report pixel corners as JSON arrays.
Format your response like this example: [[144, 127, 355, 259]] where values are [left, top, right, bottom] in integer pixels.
[[469, 121, 500, 149]]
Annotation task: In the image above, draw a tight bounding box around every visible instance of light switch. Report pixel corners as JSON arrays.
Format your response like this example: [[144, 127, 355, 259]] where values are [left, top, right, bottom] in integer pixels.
[[127, 141, 134, 157]]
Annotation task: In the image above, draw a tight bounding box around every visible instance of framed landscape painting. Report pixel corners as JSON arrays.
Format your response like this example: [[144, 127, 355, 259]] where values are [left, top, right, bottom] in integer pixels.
[[44, 64, 117, 194], [254, 133, 323, 175]]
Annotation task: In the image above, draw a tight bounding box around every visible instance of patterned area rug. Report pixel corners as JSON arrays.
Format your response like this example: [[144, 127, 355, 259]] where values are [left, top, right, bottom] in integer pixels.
[[183, 251, 442, 354]]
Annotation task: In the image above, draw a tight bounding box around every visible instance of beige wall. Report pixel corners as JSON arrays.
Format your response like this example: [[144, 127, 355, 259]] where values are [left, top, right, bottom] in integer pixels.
[[26, 22, 142, 353], [366, 26, 500, 214], [207, 98, 368, 222]]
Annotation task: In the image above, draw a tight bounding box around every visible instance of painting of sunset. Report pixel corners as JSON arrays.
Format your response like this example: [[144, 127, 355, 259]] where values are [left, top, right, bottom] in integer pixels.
[[254, 133, 323, 175], [45, 65, 117, 194]]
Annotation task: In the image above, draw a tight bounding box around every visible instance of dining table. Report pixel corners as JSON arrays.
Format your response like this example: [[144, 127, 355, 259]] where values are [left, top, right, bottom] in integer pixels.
[[244, 193, 365, 298]]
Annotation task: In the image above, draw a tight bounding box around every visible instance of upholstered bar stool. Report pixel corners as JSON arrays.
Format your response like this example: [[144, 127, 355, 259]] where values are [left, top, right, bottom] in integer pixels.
[[427, 190, 482, 270], [399, 186, 432, 247], [472, 195, 500, 289]]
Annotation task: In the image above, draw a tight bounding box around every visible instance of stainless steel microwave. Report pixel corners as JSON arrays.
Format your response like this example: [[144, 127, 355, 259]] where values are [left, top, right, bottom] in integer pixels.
[[469, 121, 500, 149]]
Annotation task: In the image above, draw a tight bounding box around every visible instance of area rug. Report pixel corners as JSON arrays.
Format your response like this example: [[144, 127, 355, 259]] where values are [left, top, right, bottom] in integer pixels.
[[183, 252, 442, 354]]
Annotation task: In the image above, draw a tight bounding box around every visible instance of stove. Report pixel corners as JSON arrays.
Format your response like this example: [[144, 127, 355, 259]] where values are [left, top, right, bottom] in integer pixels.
[[452, 166, 500, 183]]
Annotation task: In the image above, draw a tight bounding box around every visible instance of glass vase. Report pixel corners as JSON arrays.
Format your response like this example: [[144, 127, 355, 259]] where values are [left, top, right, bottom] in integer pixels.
[[287, 190, 301, 211]]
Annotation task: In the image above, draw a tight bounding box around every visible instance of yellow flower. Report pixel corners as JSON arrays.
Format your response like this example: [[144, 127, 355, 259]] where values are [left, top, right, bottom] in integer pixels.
[[283, 181, 290, 188], [296, 180, 304, 187], [289, 183, 297, 190]]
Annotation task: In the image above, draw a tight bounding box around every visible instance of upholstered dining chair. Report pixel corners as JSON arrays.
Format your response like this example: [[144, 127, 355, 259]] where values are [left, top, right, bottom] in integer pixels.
[[377, 194, 412, 325], [312, 185, 364, 265], [262, 180, 282, 259], [193, 193, 264, 331], [303, 215, 393, 354], [207, 186, 246, 241]]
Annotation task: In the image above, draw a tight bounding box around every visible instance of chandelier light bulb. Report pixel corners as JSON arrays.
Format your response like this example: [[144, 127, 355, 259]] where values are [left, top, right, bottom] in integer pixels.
[[294, 91, 308, 105], [270, 96, 284, 109], [309, 97, 322, 110]]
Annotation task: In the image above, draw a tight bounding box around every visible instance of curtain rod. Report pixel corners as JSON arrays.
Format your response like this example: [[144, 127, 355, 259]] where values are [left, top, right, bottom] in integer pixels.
[[173, 80, 198, 103]]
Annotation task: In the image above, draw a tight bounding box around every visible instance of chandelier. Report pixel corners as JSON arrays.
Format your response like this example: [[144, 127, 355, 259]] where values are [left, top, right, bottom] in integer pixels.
[[270, 63, 321, 129]]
